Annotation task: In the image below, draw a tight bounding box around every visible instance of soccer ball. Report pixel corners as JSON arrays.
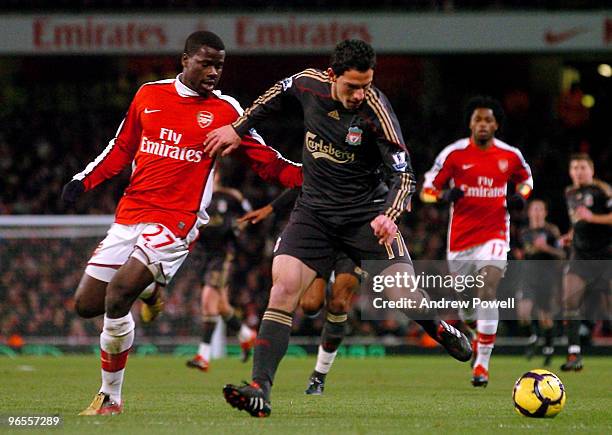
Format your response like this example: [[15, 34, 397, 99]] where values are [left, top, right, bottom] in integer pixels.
[[513, 369, 566, 418]]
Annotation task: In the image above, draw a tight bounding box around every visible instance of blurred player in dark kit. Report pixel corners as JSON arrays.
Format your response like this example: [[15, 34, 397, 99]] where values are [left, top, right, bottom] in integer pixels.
[[186, 171, 257, 372], [560, 153, 612, 371], [517, 199, 565, 366]]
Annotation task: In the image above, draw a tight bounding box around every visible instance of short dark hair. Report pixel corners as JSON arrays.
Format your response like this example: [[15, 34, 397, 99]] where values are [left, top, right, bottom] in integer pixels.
[[528, 198, 548, 210], [464, 95, 505, 129], [569, 152, 594, 169], [184, 31, 225, 56], [330, 39, 376, 76]]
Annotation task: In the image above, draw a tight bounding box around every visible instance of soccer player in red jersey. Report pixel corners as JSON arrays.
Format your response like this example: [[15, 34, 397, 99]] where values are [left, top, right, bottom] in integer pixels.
[[60, 31, 302, 416], [421, 96, 533, 387]]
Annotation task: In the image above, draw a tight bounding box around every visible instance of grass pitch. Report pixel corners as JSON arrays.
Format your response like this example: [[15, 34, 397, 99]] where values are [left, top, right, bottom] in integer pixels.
[[1, 355, 610, 434]]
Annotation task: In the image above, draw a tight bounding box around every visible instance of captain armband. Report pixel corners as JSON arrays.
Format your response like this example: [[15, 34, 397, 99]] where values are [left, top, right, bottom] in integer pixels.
[[420, 187, 441, 203], [516, 183, 532, 199]]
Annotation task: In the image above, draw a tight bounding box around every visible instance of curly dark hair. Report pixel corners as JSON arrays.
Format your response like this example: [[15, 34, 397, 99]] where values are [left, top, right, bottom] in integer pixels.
[[464, 95, 505, 129], [330, 39, 376, 76], [184, 31, 225, 56]]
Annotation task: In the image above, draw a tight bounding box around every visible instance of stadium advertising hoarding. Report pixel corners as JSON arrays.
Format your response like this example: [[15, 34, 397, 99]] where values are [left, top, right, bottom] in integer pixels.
[[0, 12, 610, 54]]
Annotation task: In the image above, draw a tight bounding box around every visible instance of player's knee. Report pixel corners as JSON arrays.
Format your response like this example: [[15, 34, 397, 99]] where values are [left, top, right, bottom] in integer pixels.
[[478, 267, 502, 300], [328, 296, 350, 314], [516, 300, 532, 323], [269, 281, 301, 309], [202, 296, 219, 315], [562, 293, 580, 311], [74, 276, 106, 318], [217, 300, 232, 317], [334, 274, 357, 292], [105, 283, 136, 316], [300, 297, 323, 316], [74, 295, 100, 319], [562, 274, 585, 310], [478, 282, 498, 300]]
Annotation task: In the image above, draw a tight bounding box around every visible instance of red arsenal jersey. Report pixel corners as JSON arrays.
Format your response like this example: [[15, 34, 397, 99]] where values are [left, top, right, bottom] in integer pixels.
[[423, 138, 532, 252], [73, 76, 302, 238]]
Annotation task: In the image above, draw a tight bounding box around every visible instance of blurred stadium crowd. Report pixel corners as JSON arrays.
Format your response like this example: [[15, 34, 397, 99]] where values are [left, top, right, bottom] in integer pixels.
[[0, 1, 605, 12], [0, 23, 610, 345]]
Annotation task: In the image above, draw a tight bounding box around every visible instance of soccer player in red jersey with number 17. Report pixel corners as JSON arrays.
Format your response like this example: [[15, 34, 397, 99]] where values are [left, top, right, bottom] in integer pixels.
[[421, 96, 533, 387], [60, 31, 302, 416]]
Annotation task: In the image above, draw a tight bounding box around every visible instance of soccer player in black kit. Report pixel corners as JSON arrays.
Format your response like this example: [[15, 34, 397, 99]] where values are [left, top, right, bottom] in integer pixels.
[[205, 40, 472, 417], [239, 187, 363, 395], [561, 153, 612, 371], [186, 171, 257, 372], [517, 199, 565, 366]]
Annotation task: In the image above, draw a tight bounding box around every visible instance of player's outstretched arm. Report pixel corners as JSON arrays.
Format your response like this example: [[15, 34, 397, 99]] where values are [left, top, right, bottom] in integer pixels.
[[367, 88, 416, 222], [238, 205, 274, 225], [203, 124, 241, 157], [204, 73, 303, 157], [270, 188, 300, 213], [62, 93, 143, 205], [234, 136, 302, 189], [238, 188, 300, 224], [575, 206, 612, 225]]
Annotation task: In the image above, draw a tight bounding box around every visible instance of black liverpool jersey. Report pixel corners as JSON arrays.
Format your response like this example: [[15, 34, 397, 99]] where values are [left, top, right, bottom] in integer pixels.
[[519, 224, 561, 261], [565, 181, 612, 255], [232, 68, 414, 223], [198, 188, 250, 254]]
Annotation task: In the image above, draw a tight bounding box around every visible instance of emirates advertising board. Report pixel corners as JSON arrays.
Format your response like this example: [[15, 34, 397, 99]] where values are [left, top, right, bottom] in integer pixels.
[[0, 12, 610, 54]]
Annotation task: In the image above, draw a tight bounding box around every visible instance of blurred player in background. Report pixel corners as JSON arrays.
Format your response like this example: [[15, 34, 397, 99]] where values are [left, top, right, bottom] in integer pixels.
[[516, 199, 565, 366], [185, 170, 257, 372], [421, 96, 533, 387], [206, 39, 472, 417], [239, 188, 362, 395], [560, 153, 612, 371], [61, 31, 302, 416]]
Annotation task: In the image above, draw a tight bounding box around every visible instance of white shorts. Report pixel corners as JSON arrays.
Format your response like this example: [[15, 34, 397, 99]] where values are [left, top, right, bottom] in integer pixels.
[[447, 239, 508, 277], [85, 223, 199, 285]]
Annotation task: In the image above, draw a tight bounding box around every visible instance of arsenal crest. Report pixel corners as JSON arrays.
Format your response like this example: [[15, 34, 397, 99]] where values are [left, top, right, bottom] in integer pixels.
[[197, 111, 214, 128], [498, 159, 508, 172], [346, 126, 363, 146]]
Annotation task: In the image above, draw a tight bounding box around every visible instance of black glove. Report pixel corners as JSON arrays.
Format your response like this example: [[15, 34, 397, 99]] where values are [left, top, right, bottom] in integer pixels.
[[440, 187, 464, 203], [61, 179, 85, 205], [507, 192, 526, 211]]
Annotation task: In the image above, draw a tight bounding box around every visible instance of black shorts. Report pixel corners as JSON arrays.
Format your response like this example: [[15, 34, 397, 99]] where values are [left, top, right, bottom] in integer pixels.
[[200, 253, 233, 289], [334, 252, 358, 276], [520, 262, 561, 311], [566, 249, 612, 287], [314, 252, 360, 281], [520, 282, 557, 312], [274, 204, 411, 278]]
